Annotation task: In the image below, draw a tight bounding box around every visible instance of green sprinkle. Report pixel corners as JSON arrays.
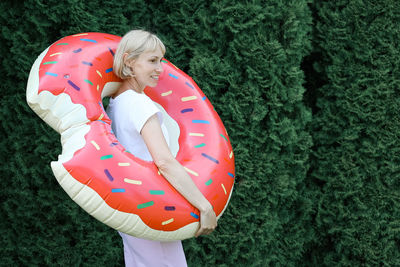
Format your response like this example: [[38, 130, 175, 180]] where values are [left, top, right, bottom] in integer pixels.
[[161, 59, 168, 63], [84, 79, 93, 85], [137, 201, 154, 209], [56, 43, 69, 45], [205, 179, 213, 186], [43, 61, 58, 65], [220, 134, 228, 142], [149, 190, 165, 195], [100, 155, 113, 160], [194, 143, 206, 148]]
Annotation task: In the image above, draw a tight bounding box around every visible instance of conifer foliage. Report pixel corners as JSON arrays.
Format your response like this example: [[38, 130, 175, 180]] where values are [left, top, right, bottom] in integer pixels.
[[306, 1, 400, 266]]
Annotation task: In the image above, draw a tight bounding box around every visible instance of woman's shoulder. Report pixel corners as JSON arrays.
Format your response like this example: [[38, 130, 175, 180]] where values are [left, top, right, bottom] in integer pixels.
[[111, 90, 151, 105], [126, 90, 152, 101]]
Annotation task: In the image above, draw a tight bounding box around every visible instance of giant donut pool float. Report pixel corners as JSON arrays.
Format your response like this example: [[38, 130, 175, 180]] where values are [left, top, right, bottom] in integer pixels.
[[26, 32, 235, 241]]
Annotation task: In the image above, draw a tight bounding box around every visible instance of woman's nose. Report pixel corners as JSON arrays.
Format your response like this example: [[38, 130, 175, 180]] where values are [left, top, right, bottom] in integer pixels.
[[156, 62, 163, 73]]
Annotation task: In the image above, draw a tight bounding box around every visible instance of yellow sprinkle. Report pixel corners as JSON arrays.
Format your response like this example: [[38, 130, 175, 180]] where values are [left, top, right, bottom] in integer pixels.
[[118, 163, 130, 166], [72, 33, 89, 37], [124, 178, 142, 185], [97, 113, 104, 120], [96, 70, 102, 78], [49, 52, 62, 57], [183, 167, 199, 177], [162, 218, 174, 225], [161, 90, 172, 96], [96, 84, 99, 91], [181, 96, 197, 102], [90, 141, 100, 150], [157, 171, 161, 175], [229, 151, 233, 159], [189, 133, 204, 137], [221, 183, 227, 195]]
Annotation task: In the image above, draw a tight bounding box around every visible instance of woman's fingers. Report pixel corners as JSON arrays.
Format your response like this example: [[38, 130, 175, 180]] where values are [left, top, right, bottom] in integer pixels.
[[195, 225, 216, 237]]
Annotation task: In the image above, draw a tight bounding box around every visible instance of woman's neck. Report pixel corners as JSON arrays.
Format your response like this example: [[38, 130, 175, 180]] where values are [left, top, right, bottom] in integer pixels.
[[112, 78, 143, 98]]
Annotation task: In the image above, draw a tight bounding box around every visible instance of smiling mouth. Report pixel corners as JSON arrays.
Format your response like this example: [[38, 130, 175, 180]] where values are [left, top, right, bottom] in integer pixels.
[[151, 75, 159, 80]]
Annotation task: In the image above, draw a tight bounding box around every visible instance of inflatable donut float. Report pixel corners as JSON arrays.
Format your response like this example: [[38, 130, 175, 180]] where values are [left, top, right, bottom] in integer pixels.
[[26, 32, 235, 241]]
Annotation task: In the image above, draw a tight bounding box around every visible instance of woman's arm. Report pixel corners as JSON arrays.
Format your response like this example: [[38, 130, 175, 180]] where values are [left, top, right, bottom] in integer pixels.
[[141, 114, 217, 237]]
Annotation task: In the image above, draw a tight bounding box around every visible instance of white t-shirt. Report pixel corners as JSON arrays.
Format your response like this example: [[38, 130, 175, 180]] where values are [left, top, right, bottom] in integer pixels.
[[107, 90, 186, 266], [106, 90, 169, 161]]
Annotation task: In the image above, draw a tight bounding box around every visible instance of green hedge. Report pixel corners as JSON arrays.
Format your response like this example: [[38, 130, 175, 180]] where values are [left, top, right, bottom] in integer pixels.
[[0, 0, 399, 266], [306, 1, 400, 266]]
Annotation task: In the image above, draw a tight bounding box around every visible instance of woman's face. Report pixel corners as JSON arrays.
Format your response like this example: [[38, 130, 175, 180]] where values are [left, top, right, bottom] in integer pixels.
[[128, 47, 164, 91]]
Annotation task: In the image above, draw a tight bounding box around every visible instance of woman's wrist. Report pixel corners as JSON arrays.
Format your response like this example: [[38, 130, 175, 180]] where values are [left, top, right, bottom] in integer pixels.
[[198, 201, 213, 213]]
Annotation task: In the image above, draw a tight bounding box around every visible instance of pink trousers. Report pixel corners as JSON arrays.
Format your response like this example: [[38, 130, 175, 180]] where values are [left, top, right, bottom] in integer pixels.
[[119, 231, 187, 267]]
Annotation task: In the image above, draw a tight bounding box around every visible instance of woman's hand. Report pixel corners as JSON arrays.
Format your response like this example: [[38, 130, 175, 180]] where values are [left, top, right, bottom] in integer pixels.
[[195, 205, 217, 237]]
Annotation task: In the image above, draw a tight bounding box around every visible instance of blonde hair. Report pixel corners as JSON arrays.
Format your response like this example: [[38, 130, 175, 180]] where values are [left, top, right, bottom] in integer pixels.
[[113, 30, 166, 79]]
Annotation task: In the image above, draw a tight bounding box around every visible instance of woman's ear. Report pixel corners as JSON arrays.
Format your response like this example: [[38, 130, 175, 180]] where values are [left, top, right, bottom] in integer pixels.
[[123, 53, 135, 67]]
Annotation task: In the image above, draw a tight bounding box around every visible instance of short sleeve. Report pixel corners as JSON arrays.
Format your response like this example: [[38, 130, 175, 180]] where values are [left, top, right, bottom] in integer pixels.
[[127, 92, 163, 133]]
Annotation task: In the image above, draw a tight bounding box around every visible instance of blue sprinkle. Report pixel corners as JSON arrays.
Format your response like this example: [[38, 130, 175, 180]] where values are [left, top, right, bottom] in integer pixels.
[[190, 212, 199, 219], [45, 72, 58, 77], [104, 169, 114, 181], [192, 120, 210, 124], [181, 108, 194, 113], [165, 206, 176, 211], [228, 172, 235, 178], [110, 142, 118, 146], [202, 96, 206, 101], [73, 48, 82, 53], [68, 80, 80, 91], [108, 47, 115, 56], [82, 61, 93, 66], [201, 153, 219, 164], [112, 188, 125, 193], [98, 101, 106, 112], [168, 73, 178, 79], [105, 68, 113, 73], [80, 38, 97, 43], [185, 82, 194, 89], [97, 120, 107, 124]]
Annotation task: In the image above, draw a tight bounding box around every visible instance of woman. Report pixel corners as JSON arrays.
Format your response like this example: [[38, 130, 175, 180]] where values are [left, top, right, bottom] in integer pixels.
[[106, 30, 217, 266]]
